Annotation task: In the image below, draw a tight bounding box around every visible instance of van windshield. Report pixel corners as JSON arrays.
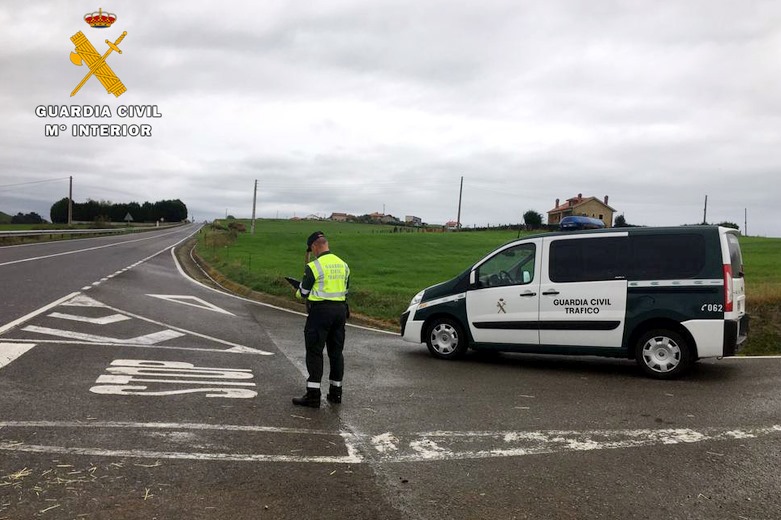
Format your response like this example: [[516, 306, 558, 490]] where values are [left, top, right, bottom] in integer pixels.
[[726, 233, 744, 277]]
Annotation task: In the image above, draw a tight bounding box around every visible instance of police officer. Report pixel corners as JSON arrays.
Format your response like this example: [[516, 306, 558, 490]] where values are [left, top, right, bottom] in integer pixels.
[[292, 231, 350, 408]]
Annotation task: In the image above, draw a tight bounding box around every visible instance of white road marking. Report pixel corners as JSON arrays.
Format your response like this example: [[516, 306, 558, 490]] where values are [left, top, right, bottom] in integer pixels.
[[170, 247, 397, 335], [0, 228, 187, 267], [89, 386, 258, 398], [0, 420, 337, 435], [110, 359, 253, 371], [92, 299, 273, 355], [49, 312, 131, 325], [371, 433, 400, 454], [0, 291, 80, 336], [0, 343, 36, 370], [9, 292, 273, 356], [0, 443, 359, 464], [0, 421, 777, 464], [372, 425, 781, 462], [95, 375, 256, 386], [21, 326, 185, 345], [90, 359, 259, 398], [0, 338, 270, 356], [61, 294, 106, 307], [147, 294, 236, 316]]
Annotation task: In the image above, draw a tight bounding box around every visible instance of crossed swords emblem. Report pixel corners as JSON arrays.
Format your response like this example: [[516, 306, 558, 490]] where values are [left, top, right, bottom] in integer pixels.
[[69, 31, 128, 97]]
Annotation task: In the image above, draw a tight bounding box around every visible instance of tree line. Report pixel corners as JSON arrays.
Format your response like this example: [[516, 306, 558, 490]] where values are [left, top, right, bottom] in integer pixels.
[[50, 198, 188, 224]]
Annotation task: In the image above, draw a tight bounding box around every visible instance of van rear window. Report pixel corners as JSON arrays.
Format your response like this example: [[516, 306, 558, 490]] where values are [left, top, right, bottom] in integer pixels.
[[629, 234, 705, 280], [726, 234, 744, 277]]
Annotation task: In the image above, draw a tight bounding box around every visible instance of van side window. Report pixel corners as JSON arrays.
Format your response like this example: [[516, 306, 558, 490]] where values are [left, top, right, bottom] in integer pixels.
[[477, 243, 536, 288], [549, 237, 627, 282], [629, 234, 705, 280]]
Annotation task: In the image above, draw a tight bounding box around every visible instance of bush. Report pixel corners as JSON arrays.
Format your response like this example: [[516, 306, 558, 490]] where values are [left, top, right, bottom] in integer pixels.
[[228, 221, 246, 233]]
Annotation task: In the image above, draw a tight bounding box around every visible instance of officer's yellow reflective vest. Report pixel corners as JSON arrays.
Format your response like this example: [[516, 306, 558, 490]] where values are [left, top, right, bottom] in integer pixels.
[[306, 253, 349, 302]]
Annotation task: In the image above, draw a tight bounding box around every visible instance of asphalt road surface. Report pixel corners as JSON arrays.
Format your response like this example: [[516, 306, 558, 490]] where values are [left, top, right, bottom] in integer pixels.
[[1, 225, 779, 519]]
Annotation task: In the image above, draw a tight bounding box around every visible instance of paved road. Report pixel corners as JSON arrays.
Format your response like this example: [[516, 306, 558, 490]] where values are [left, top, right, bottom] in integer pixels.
[[1, 228, 780, 519]]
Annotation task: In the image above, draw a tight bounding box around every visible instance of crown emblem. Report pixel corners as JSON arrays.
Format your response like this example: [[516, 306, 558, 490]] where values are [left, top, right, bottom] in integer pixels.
[[84, 8, 117, 28]]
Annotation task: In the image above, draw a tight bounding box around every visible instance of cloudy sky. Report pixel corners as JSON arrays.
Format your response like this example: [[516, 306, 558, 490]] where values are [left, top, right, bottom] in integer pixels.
[[1, 0, 779, 235]]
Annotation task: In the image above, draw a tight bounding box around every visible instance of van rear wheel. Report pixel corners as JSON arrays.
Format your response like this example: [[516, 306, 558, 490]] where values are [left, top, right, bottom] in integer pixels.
[[635, 329, 693, 379], [426, 318, 468, 359]]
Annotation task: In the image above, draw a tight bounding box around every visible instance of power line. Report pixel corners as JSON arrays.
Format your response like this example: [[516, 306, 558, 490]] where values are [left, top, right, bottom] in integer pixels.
[[0, 177, 70, 191]]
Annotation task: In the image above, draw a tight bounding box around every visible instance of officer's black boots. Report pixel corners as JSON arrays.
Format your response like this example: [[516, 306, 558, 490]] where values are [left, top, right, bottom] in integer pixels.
[[326, 385, 342, 404], [292, 389, 321, 408]]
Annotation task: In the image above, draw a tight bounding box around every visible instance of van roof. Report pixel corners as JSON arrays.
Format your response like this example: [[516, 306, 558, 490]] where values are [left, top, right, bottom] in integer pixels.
[[519, 225, 726, 242]]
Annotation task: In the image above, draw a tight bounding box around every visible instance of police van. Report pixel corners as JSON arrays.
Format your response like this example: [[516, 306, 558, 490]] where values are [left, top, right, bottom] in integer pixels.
[[400, 226, 748, 379]]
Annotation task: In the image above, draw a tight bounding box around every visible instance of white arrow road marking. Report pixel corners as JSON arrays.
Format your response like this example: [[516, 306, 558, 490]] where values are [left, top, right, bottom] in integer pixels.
[[48, 312, 131, 325], [147, 294, 235, 316], [21, 326, 184, 345], [0, 343, 36, 370], [91, 301, 273, 355], [9, 292, 274, 356]]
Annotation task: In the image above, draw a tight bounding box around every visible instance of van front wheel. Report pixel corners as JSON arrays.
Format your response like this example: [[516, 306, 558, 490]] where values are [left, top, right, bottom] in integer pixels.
[[635, 329, 693, 379], [426, 318, 468, 359]]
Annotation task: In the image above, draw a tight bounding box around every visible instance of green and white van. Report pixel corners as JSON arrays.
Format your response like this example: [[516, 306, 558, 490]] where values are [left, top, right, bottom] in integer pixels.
[[400, 226, 748, 379]]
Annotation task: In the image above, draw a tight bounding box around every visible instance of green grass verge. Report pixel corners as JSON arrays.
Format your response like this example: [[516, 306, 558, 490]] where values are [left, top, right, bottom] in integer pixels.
[[197, 219, 781, 355]]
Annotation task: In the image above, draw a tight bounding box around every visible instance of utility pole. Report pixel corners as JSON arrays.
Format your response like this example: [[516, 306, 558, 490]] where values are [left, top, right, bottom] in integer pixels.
[[250, 179, 258, 234], [744, 208, 748, 236], [68, 176, 73, 226], [456, 176, 463, 230], [702, 195, 708, 225]]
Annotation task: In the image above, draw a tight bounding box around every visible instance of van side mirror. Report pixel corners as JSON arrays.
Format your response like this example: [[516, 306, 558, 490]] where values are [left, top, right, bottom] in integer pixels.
[[523, 271, 531, 284]]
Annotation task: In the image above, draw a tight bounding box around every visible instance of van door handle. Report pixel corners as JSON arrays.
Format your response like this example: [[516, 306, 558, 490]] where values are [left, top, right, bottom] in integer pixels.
[[542, 290, 560, 296], [520, 291, 537, 297]]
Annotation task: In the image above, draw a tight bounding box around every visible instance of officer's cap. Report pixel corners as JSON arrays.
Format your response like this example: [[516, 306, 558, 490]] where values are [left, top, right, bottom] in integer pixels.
[[306, 231, 325, 251]]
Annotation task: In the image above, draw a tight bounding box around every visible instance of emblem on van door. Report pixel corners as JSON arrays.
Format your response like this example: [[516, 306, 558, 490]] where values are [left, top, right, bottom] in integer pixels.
[[497, 299, 506, 313]]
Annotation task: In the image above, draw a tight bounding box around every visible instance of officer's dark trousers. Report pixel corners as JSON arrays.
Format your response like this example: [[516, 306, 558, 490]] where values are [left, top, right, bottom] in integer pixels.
[[304, 301, 347, 386]]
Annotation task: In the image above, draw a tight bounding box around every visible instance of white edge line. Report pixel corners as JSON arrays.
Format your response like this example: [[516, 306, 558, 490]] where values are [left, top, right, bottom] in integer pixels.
[[0, 291, 80, 336], [170, 247, 397, 336]]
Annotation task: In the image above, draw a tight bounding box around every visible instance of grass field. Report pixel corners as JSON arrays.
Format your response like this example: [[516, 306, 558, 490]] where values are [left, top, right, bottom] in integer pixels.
[[196, 219, 781, 355]]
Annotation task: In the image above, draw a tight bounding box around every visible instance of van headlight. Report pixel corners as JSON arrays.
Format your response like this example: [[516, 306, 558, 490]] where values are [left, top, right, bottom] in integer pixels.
[[409, 290, 425, 307]]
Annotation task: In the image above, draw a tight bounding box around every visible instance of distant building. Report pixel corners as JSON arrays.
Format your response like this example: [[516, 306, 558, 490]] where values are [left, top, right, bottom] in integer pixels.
[[369, 212, 401, 224], [445, 220, 459, 230], [405, 215, 422, 226], [547, 194, 615, 228], [329, 212, 350, 222]]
